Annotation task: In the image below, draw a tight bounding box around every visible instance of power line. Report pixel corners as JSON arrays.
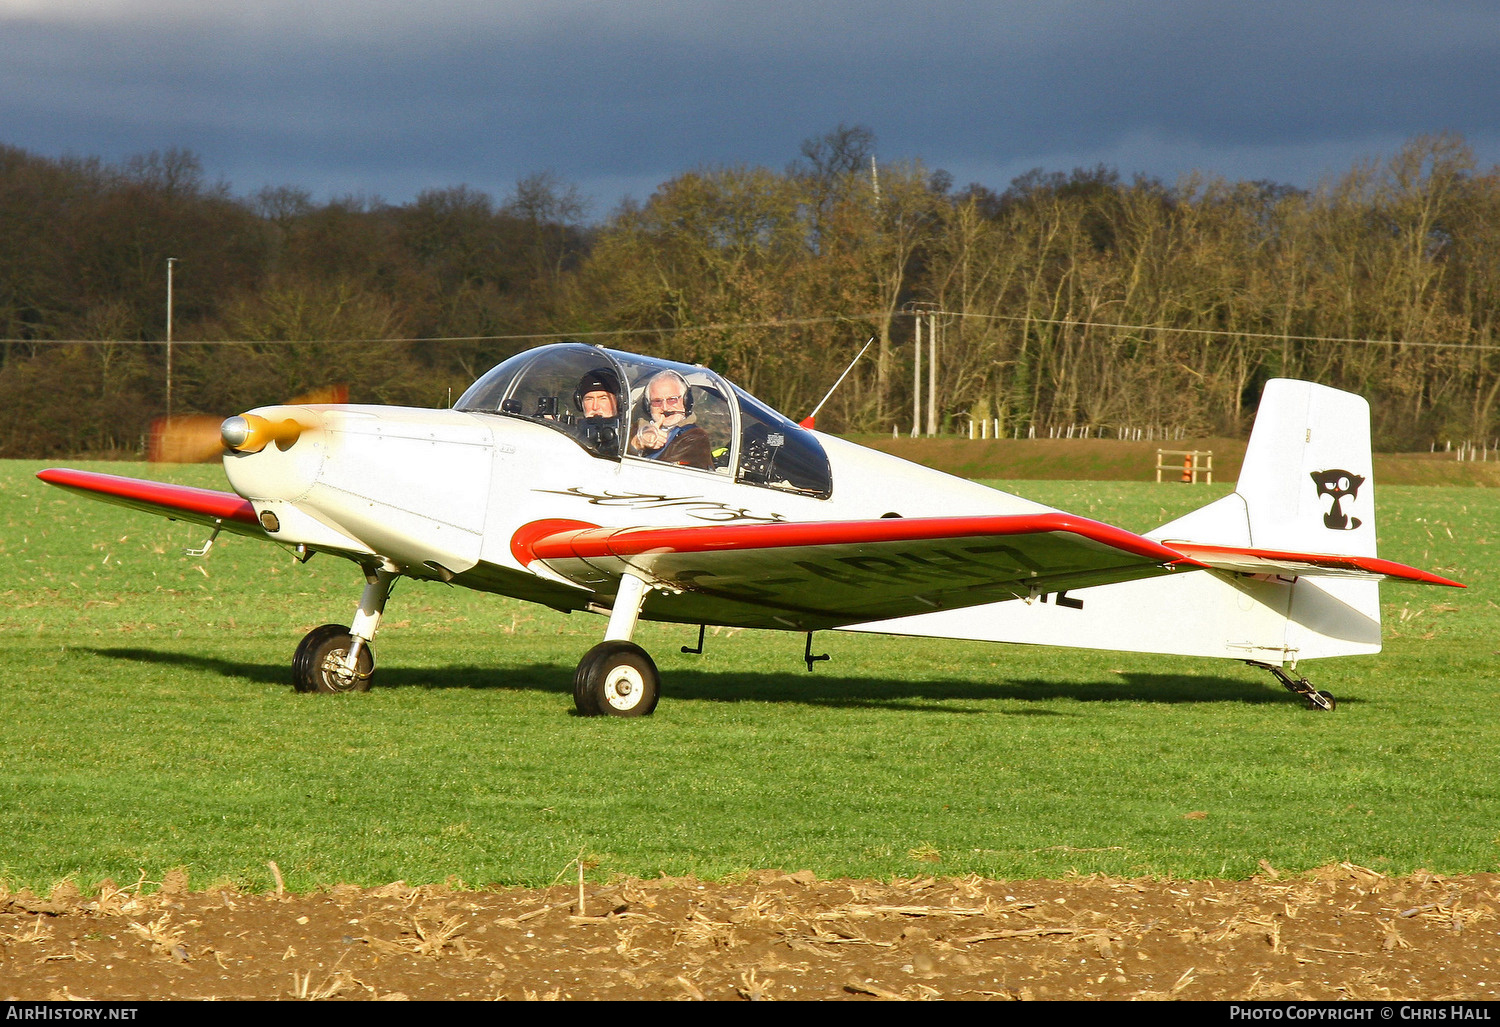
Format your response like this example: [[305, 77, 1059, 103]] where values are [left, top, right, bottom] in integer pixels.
[[937, 310, 1500, 353], [0, 313, 879, 347], [2, 308, 1497, 352]]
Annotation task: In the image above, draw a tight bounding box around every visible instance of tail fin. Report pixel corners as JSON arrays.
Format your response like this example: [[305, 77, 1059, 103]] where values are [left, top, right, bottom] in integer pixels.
[[1151, 379, 1376, 555], [1145, 379, 1384, 663]]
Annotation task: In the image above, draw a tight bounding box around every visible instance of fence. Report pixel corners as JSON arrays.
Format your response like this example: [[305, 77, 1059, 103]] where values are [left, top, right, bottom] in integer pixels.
[[1155, 449, 1213, 484], [957, 418, 1191, 441]]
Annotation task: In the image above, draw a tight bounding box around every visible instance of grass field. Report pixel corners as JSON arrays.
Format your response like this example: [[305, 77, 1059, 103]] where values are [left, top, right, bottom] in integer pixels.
[[859, 434, 1500, 486], [0, 460, 1492, 894]]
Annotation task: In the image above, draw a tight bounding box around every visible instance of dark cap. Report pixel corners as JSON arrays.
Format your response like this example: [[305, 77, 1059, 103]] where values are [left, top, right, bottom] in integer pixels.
[[574, 367, 621, 410]]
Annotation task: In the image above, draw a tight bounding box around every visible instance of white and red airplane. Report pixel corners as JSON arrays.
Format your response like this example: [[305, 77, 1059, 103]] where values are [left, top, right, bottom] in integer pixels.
[[39, 341, 1462, 715]]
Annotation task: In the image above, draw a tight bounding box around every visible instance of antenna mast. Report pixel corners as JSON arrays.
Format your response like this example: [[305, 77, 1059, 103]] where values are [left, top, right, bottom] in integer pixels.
[[805, 337, 875, 424]]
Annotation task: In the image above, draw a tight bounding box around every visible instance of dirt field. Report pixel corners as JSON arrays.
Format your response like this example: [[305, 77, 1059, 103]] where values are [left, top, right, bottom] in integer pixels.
[[2, 864, 1496, 1001]]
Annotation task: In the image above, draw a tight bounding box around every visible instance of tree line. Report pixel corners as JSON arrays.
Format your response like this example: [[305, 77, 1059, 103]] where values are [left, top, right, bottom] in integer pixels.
[[1, 129, 1496, 458]]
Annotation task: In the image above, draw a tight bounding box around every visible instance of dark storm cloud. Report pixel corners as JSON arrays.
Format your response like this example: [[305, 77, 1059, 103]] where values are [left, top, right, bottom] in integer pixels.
[[1, 1, 1496, 208]]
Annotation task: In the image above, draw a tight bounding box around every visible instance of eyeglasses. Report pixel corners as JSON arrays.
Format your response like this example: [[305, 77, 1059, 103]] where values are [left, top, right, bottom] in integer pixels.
[[648, 394, 685, 409]]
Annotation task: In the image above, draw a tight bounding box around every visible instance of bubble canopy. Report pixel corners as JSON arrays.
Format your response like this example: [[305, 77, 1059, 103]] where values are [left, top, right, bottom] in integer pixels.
[[455, 343, 831, 498]]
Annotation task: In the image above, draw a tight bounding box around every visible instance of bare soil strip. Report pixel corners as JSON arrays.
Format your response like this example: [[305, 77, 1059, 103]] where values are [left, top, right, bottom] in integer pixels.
[[2, 864, 1496, 1000]]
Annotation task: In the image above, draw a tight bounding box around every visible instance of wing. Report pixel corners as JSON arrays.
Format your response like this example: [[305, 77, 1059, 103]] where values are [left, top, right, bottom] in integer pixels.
[[1160, 541, 1464, 587], [37, 468, 270, 539], [512, 514, 1206, 631]]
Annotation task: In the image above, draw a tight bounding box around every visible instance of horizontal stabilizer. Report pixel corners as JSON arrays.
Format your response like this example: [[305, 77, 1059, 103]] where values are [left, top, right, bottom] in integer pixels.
[[852, 378, 1460, 663], [1161, 541, 1464, 587]]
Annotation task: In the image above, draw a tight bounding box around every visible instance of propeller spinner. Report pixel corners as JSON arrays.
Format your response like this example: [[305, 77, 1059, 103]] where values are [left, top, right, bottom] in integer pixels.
[[147, 384, 348, 462]]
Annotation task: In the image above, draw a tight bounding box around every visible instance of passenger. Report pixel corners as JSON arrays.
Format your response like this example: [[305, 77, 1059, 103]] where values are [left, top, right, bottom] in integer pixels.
[[630, 370, 713, 469]]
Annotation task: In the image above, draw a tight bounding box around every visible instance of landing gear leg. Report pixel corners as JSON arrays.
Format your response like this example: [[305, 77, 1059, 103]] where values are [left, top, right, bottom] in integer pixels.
[[292, 566, 398, 694], [574, 573, 660, 717], [1247, 661, 1335, 711]]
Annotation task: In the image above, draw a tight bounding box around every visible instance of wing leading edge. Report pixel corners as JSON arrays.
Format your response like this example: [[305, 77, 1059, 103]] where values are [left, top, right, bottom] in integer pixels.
[[37, 468, 269, 539], [513, 514, 1208, 630]]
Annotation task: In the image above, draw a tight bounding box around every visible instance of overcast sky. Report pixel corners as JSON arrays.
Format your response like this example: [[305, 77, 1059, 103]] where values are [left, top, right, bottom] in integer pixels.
[[3, 0, 1497, 216]]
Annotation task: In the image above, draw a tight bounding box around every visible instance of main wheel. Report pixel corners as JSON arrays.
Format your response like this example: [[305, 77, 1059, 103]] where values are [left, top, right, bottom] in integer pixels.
[[292, 624, 374, 694], [573, 640, 660, 717], [1308, 690, 1336, 711], [572, 645, 605, 716], [292, 624, 344, 688]]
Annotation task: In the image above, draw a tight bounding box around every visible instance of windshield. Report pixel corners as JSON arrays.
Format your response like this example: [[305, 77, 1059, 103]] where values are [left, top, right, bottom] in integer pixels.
[[455, 343, 628, 459], [456, 342, 832, 497]]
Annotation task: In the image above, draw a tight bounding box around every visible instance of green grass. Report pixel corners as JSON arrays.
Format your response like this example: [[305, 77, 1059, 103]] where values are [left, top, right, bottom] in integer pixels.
[[0, 461, 1493, 893]]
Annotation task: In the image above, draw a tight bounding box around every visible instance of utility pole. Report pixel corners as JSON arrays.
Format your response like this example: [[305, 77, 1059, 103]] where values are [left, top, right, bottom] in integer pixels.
[[165, 257, 178, 421], [911, 312, 921, 436], [906, 303, 939, 435], [926, 310, 938, 436]]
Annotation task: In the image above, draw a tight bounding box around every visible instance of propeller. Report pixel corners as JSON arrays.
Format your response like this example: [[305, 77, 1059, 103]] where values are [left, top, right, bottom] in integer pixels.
[[147, 385, 349, 463]]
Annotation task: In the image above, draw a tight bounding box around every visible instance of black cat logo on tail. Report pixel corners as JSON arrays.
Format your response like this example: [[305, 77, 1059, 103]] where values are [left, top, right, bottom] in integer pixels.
[[1310, 469, 1365, 530]]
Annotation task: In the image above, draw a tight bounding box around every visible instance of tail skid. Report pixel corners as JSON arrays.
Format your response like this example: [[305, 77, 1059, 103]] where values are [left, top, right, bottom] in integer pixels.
[[843, 379, 1457, 666]]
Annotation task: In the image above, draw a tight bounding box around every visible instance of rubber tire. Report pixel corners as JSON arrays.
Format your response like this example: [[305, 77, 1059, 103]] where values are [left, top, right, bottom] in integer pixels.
[[572, 645, 605, 716], [573, 640, 660, 717], [292, 624, 345, 690], [1308, 690, 1336, 712], [293, 624, 374, 694]]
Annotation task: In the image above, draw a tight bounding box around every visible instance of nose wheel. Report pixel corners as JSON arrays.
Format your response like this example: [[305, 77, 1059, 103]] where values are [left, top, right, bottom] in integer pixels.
[[293, 624, 375, 693], [291, 567, 396, 695], [574, 640, 660, 717]]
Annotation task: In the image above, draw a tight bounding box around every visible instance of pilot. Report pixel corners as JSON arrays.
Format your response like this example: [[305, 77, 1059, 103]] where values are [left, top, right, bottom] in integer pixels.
[[630, 369, 713, 469], [574, 367, 623, 456]]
